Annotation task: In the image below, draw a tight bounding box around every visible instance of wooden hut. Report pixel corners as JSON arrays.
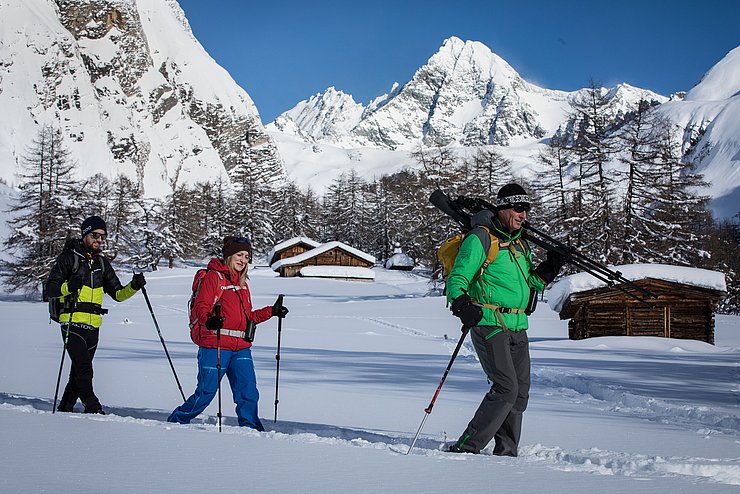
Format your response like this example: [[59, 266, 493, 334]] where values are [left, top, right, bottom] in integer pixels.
[[266, 237, 321, 267], [550, 265, 726, 344], [271, 241, 376, 280]]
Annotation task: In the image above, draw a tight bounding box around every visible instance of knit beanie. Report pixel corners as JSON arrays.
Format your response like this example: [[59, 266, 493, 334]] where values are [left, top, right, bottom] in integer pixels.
[[495, 183, 530, 210], [81, 216, 107, 236], [222, 236, 251, 259]]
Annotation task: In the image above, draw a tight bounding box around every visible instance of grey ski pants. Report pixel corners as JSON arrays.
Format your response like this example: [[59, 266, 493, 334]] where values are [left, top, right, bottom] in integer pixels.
[[455, 326, 530, 455]]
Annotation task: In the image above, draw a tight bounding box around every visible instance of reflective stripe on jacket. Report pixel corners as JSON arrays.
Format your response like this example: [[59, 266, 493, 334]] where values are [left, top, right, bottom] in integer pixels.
[[46, 239, 137, 329]]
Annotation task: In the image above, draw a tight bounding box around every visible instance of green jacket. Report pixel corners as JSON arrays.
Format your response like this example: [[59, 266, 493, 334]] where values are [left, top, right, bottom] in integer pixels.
[[446, 222, 545, 331], [46, 239, 138, 329]]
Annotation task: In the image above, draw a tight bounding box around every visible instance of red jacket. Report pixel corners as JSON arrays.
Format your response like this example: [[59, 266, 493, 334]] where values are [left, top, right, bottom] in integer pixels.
[[190, 258, 274, 351]]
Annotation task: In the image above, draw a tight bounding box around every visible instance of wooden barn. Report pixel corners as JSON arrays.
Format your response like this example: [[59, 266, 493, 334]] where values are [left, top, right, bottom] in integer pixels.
[[270, 241, 376, 280], [266, 237, 321, 267], [549, 265, 726, 344]]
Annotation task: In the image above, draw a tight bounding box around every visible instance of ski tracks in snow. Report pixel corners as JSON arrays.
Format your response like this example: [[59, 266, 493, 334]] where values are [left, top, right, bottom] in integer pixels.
[[1, 392, 738, 486], [532, 366, 740, 436]]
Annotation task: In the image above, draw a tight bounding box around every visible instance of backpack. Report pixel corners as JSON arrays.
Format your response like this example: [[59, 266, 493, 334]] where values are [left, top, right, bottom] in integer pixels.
[[188, 268, 224, 328], [44, 256, 80, 323], [437, 226, 528, 288], [437, 226, 499, 282]]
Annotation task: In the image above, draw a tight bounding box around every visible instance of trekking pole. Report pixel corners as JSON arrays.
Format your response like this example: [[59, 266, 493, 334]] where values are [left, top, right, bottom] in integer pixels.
[[52, 321, 72, 414], [274, 294, 284, 423], [140, 280, 186, 401], [407, 326, 470, 455], [215, 303, 223, 432]]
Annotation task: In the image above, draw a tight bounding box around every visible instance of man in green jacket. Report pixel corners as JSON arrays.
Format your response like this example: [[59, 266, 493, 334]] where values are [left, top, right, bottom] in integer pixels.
[[446, 184, 565, 456], [46, 216, 146, 414]]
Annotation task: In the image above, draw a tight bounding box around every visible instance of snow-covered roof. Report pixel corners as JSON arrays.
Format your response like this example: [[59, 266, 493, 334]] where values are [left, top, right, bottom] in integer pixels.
[[385, 252, 414, 269], [271, 241, 376, 271], [548, 264, 727, 313], [299, 265, 375, 280], [265, 236, 320, 265]]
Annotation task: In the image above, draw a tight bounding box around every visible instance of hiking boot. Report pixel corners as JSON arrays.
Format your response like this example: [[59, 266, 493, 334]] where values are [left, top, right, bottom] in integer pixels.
[[447, 444, 477, 454], [84, 406, 106, 415], [56, 403, 75, 413]]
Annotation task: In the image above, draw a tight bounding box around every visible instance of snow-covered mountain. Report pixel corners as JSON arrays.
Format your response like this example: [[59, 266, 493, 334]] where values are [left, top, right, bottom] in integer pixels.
[[655, 46, 740, 216], [270, 37, 739, 218], [272, 37, 576, 149], [0, 0, 284, 196], [270, 37, 667, 150]]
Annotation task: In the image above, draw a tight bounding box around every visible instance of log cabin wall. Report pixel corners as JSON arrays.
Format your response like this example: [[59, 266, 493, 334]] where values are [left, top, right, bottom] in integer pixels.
[[275, 243, 315, 263], [563, 279, 722, 344]]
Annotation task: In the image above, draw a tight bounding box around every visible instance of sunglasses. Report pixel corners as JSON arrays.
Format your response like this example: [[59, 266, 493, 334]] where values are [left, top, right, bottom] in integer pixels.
[[512, 203, 531, 213], [88, 232, 107, 241]]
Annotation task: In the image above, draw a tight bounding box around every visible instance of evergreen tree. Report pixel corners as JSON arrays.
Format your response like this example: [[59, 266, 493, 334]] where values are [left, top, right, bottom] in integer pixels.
[[193, 178, 231, 258], [3, 125, 81, 294], [704, 214, 739, 314], [103, 174, 142, 261], [271, 181, 323, 246], [160, 184, 199, 265], [118, 197, 171, 270], [650, 124, 711, 265], [321, 169, 369, 248], [568, 80, 619, 262], [531, 133, 577, 245], [465, 147, 514, 198], [228, 160, 275, 256]]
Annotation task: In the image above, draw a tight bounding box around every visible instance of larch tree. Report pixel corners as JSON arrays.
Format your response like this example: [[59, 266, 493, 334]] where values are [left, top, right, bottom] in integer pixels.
[[3, 125, 81, 295]]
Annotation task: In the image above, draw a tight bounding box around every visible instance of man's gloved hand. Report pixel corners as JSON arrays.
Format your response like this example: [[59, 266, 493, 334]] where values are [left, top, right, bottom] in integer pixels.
[[131, 272, 146, 290], [205, 315, 224, 331], [272, 298, 289, 318], [450, 294, 483, 328], [535, 249, 568, 284], [66, 275, 83, 294]]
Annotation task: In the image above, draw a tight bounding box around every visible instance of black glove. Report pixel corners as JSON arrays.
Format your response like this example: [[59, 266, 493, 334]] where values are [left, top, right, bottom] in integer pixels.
[[66, 275, 83, 293], [535, 249, 567, 284], [131, 272, 146, 290], [450, 294, 483, 328], [205, 315, 224, 331], [272, 300, 289, 318]]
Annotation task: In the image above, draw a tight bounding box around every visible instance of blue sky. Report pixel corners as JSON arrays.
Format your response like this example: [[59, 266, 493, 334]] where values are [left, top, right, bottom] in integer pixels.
[[177, 0, 739, 124]]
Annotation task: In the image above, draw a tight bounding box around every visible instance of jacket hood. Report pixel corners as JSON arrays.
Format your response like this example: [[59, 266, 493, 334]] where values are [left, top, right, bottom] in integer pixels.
[[207, 257, 230, 275]]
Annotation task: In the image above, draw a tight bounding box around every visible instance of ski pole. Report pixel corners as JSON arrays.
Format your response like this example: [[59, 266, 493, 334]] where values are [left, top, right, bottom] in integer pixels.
[[274, 294, 284, 423], [52, 322, 71, 413], [407, 326, 470, 455], [215, 303, 223, 432], [140, 281, 186, 402]]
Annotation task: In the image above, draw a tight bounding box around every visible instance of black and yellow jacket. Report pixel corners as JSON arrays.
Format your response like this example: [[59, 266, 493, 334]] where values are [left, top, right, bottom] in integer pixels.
[[46, 239, 138, 329]]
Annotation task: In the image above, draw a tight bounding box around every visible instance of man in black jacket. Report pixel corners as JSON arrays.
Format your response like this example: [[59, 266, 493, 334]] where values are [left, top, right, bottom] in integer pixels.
[[46, 216, 146, 414]]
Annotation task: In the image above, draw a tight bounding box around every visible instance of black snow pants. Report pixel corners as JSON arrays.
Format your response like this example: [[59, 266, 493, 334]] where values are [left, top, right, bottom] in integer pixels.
[[57, 324, 102, 412], [454, 327, 530, 456]]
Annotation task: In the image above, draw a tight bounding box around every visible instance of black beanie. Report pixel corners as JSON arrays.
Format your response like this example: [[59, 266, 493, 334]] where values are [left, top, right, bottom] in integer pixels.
[[81, 216, 107, 236], [496, 183, 530, 210], [222, 236, 252, 260]]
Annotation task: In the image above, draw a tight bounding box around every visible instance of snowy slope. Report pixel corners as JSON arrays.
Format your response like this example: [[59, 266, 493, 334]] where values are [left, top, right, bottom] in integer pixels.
[[0, 0, 284, 196], [1, 266, 739, 492], [654, 46, 740, 216]]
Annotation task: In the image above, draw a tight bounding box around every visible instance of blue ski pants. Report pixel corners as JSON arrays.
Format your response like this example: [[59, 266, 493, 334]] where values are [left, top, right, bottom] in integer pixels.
[[167, 347, 264, 430]]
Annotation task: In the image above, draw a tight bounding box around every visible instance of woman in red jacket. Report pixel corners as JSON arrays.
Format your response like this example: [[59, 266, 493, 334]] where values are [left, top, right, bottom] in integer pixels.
[[167, 236, 288, 430]]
